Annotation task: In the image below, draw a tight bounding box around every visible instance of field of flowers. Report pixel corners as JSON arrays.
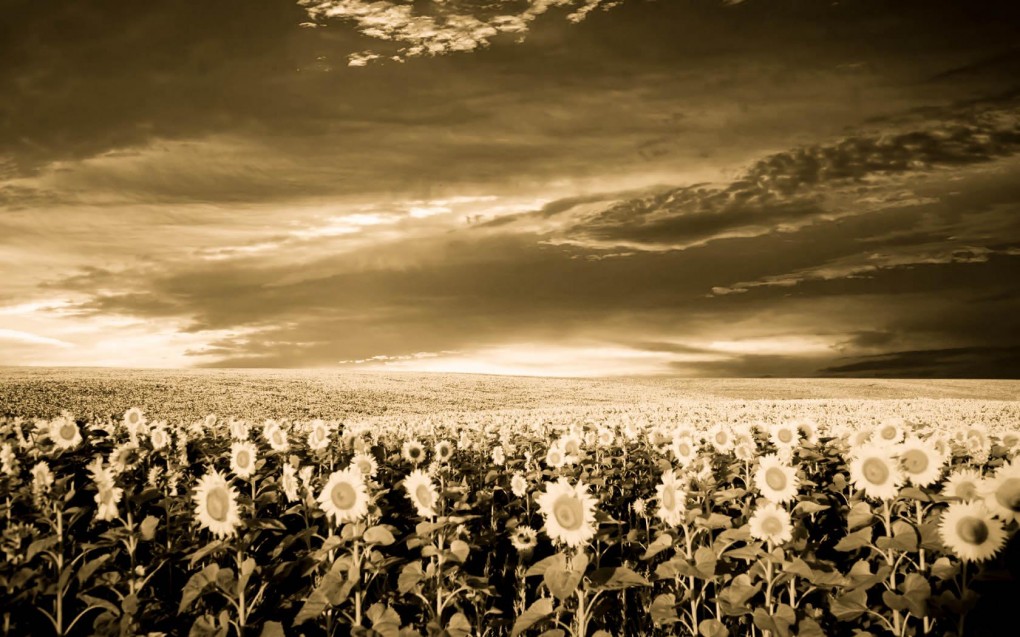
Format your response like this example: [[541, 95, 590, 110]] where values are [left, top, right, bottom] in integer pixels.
[[1, 400, 1018, 637]]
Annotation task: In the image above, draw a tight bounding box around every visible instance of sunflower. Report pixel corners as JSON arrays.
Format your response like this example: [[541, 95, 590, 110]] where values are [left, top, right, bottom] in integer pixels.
[[230, 441, 258, 479], [491, 445, 506, 466], [510, 526, 538, 553], [849, 429, 872, 448], [0, 443, 19, 477], [228, 418, 250, 441], [404, 469, 440, 518], [748, 502, 793, 545], [670, 436, 699, 467], [873, 419, 906, 447], [435, 440, 454, 463], [95, 481, 124, 522], [266, 424, 289, 452], [707, 424, 734, 453], [770, 422, 800, 449], [31, 461, 53, 496], [48, 415, 82, 450], [307, 420, 331, 451], [632, 497, 647, 516], [939, 501, 1006, 562], [735, 442, 756, 462], [536, 477, 598, 548], [149, 425, 170, 451], [980, 459, 1020, 523], [108, 443, 142, 475], [848, 444, 903, 501], [545, 443, 566, 469], [280, 463, 300, 502], [754, 454, 800, 504], [318, 467, 371, 525], [122, 407, 147, 436], [402, 439, 426, 465], [193, 471, 242, 538], [797, 420, 819, 445], [560, 432, 583, 457], [510, 472, 528, 498], [596, 427, 615, 447], [896, 437, 945, 487], [655, 468, 686, 527], [351, 453, 379, 478], [943, 468, 983, 502]]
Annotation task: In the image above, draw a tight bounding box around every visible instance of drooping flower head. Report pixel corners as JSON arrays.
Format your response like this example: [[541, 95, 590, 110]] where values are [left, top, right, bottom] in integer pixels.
[[536, 477, 598, 548]]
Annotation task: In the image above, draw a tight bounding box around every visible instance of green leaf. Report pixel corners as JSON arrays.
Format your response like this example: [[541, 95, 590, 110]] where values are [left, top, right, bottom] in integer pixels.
[[694, 546, 717, 577], [294, 564, 348, 625], [449, 539, 470, 563], [900, 573, 931, 618], [649, 593, 678, 626], [526, 553, 566, 578], [642, 533, 674, 560], [834, 527, 872, 552], [364, 525, 396, 546], [718, 574, 761, 616], [366, 603, 401, 637], [847, 501, 874, 531], [140, 515, 160, 541], [179, 564, 220, 614], [830, 588, 868, 621], [588, 566, 650, 590], [26, 536, 58, 562], [797, 617, 826, 637], [793, 501, 830, 515], [698, 618, 729, 637], [512, 598, 554, 637], [544, 567, 583, 601], [752, 605, 795, 637], [77, 554, 111, 586], [931, 557, 958, 580], [398, 562, 424, 594], [696, 512, 732, 530], [259, 621, 285, 637], [446, 612, 472, 637]]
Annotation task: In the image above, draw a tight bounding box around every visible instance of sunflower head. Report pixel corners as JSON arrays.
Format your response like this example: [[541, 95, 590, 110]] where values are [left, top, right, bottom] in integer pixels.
[[939, 501, 1006, 562]]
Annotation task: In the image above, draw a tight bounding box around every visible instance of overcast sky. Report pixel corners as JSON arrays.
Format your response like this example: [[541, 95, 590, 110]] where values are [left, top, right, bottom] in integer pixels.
[[1, 0, 1018, 377]]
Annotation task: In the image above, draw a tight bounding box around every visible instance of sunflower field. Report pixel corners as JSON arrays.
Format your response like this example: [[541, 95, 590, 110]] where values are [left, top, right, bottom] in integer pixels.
[[1, 406, 1018, 637]]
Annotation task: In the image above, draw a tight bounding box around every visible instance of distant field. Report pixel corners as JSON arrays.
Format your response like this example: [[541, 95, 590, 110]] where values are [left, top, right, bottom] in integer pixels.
[[0, 367, 1016, 421]]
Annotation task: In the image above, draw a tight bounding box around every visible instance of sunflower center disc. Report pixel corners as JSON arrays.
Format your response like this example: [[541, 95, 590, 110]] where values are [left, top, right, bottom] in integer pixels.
[[206, 488, 230, 522], [762, 516, 783, 536], [662, 487, 676, 511], [765, 467, 787, 491], [59, 423, 76, 440], [415, 484, 433, 508], [901, 449, 929, 474], [862, 457, 889, 485], [553, 494, 584, 531], [995, 477, 1020, 511], [331, 482, 356, 510], [678, 443, 690, 456], [880, 426, 897, 440], [237, 451, 250, 468], [958, 482, 977, 500], [956, 516, 989, 545], [715, 432, 727, 444], [778, 429, 792, 443]]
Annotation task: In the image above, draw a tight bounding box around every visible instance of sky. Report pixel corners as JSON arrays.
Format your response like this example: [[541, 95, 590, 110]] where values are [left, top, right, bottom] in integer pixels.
[[1, 0, 1018, 377]]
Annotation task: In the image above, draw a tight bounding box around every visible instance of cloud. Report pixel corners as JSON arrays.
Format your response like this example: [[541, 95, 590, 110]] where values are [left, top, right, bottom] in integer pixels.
[[299, 0, 622, 64], [819, 346, 1020, 378], [0, 329, 73, 348]]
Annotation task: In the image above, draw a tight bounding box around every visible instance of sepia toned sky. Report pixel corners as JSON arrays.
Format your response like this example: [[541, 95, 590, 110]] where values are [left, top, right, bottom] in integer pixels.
[[1, 0, 1019, 377]]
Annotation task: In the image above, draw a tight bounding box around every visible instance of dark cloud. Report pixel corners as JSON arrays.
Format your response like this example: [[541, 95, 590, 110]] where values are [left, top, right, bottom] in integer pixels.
[[819, 347, 1020, 378]]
